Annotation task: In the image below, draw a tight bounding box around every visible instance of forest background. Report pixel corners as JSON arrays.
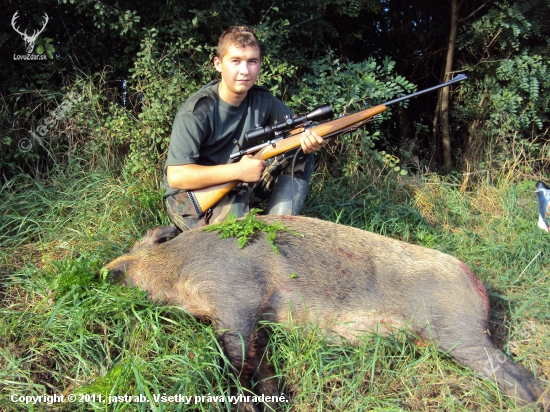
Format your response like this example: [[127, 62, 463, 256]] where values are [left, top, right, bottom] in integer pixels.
[[1, 0, 549, 178], [1, 0, 550, 411]]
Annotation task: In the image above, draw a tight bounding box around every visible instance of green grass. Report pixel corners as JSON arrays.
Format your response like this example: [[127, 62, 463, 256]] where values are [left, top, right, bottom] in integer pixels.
[[1, 163, 549, 411]]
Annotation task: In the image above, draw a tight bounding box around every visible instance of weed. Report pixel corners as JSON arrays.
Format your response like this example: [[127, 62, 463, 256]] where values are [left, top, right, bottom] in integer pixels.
[[202, 208, 303, 254]]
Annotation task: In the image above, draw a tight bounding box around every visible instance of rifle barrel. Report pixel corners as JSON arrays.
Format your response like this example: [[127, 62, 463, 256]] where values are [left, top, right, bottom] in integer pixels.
[[384, 74, 467, 107]]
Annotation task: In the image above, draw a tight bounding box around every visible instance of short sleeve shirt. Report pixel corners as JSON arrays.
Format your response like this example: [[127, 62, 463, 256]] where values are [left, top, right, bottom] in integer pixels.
[[163, 80, 293, 197]]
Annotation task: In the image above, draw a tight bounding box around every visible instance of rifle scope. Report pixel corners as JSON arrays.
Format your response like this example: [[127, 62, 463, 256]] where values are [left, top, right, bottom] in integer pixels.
[[245, 104, 334, 143]]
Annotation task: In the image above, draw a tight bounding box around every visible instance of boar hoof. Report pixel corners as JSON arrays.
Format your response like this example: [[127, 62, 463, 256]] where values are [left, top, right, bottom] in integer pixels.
[[235, 402, 259, 412], [255, 381, 279, 411]]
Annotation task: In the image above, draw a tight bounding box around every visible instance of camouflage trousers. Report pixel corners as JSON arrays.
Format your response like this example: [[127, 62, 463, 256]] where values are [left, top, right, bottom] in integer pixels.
[[165, 150, 314, 231]]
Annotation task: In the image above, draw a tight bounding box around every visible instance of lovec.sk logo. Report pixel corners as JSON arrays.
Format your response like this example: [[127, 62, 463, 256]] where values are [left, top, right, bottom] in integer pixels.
[[12, 10, 49, 60]]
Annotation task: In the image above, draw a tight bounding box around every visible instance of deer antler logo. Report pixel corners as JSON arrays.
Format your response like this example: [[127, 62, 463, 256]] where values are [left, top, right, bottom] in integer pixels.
[[12, 11, 49, 54]]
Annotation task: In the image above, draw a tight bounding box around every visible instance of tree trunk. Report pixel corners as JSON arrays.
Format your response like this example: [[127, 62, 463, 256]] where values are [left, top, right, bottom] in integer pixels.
[[439, 0, 459, 171], [431, 86, 442, 163], [464, 90, 487, 163], [389, 0, 413, 146]]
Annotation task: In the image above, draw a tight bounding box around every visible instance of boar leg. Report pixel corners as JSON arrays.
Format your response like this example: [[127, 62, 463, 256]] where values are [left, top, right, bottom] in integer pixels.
[[250, 328, 279, 412], [454, 342, 549, 409], [433, 322, 549, 409], [216, 312, 262, 412]]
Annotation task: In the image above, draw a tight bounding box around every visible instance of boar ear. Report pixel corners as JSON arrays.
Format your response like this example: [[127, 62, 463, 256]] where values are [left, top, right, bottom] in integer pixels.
[[141, 226, 180, 246]]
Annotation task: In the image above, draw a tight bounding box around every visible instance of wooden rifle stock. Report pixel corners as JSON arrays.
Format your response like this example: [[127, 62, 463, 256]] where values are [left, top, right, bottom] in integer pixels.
[[188, 104, 388, 216]]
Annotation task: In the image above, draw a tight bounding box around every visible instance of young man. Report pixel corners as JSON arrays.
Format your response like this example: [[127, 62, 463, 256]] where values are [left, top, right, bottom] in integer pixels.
[[163, 26, 324, 230]]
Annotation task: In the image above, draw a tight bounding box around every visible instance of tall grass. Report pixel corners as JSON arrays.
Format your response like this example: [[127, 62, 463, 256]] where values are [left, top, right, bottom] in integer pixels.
[[1, 160, 549, 411]]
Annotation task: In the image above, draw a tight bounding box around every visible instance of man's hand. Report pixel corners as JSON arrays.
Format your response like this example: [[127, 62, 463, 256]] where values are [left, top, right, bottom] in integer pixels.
[[238, 155, 268, 183], [300, 129, 324, 154]]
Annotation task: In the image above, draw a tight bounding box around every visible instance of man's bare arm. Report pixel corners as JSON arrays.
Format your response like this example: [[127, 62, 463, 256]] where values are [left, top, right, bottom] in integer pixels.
[[166, 155, 267, 191]]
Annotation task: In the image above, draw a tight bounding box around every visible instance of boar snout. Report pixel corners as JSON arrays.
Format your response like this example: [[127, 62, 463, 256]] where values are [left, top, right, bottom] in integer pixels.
[[104, 226, 180, 283]]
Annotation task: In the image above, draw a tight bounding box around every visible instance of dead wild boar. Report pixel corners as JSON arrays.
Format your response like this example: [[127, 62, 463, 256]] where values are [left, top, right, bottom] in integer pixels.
[[104, 215, 549, 411]]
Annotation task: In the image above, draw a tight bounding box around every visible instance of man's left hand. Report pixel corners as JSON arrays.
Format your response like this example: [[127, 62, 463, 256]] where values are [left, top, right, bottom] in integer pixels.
[[300, 129, 324, 154]]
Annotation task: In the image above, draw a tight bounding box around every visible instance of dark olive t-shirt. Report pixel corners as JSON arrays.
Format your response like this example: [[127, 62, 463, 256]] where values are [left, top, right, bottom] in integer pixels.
[[163, 80, 293, 197]]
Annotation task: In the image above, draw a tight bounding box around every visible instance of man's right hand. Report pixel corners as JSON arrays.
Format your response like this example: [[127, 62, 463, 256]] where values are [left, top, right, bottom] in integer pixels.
[[238, 155, 268, 183]]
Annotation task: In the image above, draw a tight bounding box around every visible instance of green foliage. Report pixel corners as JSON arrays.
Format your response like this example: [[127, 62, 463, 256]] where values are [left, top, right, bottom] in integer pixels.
[[0, 163, 168, 257], [377, 151, 407, 175], [49, 256, 102, 297], [290, 54, 416, 114], [119, 32, 216, 174], [34, 37, 55, 59], [455, 0, 550, 170], [203, 208, 303, 253], [323, 0, 381, 17], [289, 54, 415, 184]]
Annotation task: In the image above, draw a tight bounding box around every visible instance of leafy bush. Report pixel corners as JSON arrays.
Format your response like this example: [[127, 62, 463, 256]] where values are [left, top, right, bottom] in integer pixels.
[[289, 54, 415, 187], [455, 0, 550, 172]]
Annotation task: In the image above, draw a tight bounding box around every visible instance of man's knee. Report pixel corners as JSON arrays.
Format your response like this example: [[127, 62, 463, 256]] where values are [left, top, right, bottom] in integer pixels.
[[264, 153, 315, 215], [165, 185, 252, 229], [283, 152, 315, 182], [165, 193, 199, 231]]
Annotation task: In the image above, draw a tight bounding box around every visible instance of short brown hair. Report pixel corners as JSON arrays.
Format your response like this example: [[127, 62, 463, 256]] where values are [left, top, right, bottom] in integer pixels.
[[216, 26, 261, 59]]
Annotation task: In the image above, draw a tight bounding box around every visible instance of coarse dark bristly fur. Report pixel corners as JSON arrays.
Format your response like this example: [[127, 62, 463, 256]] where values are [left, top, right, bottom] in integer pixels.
[[105, 215, 550, 412]]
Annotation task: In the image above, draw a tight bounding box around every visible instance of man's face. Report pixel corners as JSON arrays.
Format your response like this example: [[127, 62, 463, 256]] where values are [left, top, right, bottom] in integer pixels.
[[214, 44, 261, 104]]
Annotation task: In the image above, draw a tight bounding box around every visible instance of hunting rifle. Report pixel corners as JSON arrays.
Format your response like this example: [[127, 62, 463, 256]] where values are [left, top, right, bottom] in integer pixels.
[[187, 74, 467, 217]]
